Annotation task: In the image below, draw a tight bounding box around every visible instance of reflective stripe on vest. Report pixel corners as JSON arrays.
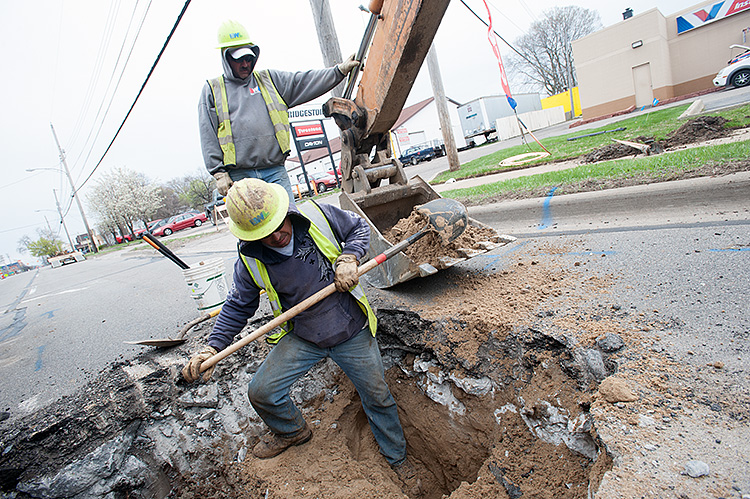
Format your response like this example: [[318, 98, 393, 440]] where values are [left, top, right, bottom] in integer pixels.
[[240, 201, 377, 344], [208, 77, 236, 165], [254, 70, 291, 155], [208, 70, 291, 167]]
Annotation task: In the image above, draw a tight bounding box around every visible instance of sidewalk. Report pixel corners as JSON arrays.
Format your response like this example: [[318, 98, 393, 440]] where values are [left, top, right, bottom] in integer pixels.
[[432, 159, 581, 193]]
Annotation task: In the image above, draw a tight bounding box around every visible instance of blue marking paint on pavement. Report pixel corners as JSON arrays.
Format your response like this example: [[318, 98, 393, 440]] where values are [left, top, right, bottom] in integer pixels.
[[479, 241, 529, 271], [709, 248, 750, 252], [42, 310, 56, 319], [35, 345, 46, 372], [538, 187, 558, 230]]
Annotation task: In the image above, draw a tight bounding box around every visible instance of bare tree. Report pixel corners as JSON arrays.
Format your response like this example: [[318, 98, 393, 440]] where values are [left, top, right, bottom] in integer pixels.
[[506, 6, 602, 95], [166, 170, 215, 212], [86, 167, 163, 239]]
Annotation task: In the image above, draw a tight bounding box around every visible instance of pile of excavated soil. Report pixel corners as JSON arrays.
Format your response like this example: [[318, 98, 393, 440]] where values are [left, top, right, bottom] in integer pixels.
[[582, 116, 733, 164], [384, 209, 502, 270], [582, 141, 646, 163], [663, 115, 729, 148]]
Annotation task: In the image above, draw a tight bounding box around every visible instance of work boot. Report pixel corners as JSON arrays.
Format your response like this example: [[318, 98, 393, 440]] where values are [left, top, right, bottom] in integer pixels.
[[252, 425, 312, 459], [392, 458, 424, 497]]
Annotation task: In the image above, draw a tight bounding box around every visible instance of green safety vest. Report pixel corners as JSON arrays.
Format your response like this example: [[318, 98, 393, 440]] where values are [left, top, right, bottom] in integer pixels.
[[240, 201, 377, 344], [208, 70, 292, 166]]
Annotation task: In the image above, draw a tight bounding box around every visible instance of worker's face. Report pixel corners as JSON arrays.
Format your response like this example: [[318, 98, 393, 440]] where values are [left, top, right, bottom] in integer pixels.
[[260, 216, 292, 248], [228, 55, 255, 79]]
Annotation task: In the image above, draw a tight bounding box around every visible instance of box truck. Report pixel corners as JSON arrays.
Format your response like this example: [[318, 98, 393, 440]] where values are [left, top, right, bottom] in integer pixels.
[[457, 94, 542, 142]]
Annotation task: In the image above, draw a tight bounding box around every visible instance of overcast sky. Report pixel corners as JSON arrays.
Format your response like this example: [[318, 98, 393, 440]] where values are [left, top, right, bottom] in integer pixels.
[[0, 0, 690, 266]]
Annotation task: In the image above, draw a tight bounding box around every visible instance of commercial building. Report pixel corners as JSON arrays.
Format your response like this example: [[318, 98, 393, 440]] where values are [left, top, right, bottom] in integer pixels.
[[572, 1, 750, 119]]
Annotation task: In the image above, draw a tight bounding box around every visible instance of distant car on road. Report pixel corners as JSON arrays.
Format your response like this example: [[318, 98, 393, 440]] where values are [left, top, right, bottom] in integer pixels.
[[48, 251, 86, 268], [399, 144, 437, 166], [713, 44, 750, 88], [152, 211, 207, 237]]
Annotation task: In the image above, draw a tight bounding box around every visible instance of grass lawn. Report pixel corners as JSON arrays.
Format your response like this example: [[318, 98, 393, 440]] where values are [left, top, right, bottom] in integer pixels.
[[432, 103, 750, 185]]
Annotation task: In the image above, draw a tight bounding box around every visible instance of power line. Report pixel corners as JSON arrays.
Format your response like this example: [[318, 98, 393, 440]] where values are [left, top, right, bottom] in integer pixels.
[[459, 0, 532, 64], [75, 0, 193, 194], [72, 0, 154, 187]]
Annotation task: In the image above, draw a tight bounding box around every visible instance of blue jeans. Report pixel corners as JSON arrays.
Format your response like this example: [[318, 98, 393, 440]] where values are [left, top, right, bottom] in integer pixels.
[[228, 165, 295, 204], [247, 327, 407, 465]]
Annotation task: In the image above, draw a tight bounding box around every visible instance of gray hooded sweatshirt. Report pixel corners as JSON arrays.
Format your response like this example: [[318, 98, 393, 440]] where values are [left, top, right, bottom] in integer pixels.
[[198, 46, 345, 175]]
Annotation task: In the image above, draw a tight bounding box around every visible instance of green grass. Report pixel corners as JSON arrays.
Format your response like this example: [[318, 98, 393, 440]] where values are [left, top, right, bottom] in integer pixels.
[[440, 140, 750, 205], [432, 103, 750, 184]]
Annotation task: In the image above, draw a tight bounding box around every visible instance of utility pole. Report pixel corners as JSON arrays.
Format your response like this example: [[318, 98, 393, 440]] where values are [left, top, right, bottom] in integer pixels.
[[308, 0, 344, 97], [53, 189, 75, 251], [50, 123, 98, 253], [426, 43, 460, 172]]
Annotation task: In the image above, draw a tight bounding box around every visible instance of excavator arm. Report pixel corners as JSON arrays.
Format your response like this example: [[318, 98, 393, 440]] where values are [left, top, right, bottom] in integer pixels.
[[323, 0, 449, 202], [323, 0, 510, 288]]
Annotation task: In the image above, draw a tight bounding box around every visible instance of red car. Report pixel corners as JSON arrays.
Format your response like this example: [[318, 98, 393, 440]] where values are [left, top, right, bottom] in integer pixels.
[[133, 219, 164, 239], [152, 211, 207, 237], [309, 172, 339, 193]]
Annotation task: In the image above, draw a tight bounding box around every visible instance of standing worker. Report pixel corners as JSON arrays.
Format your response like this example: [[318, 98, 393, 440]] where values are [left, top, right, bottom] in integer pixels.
[[182, 178, 422, 495], [198, 20, 359, 201]]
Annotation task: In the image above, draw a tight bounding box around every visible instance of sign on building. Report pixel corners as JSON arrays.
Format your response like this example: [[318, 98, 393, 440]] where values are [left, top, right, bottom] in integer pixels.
[[676, 0, 750, 33]]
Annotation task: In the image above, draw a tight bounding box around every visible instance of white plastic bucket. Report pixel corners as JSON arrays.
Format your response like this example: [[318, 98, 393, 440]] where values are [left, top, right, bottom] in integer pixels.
[[183, 258, 229, 313]]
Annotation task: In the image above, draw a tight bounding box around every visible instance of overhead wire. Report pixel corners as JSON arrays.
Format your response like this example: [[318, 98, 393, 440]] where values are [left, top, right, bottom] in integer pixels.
[[74, 0, 193, 195], [458, 0, 535, 67], [66, 0, 123, 155], [71, 0, 153, 187]]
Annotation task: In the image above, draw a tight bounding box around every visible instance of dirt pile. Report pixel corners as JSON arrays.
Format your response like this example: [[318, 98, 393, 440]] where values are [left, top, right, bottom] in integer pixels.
[[582, 140, 648, 163], [582, 116, 733, 164], [384, 210, 503, 270], [663, 115, 729, 148]]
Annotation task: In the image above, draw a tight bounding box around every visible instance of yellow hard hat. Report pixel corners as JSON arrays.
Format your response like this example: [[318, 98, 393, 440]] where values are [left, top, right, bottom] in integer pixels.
[[216, 20, 255, 49], [226, 179, 290, 241]]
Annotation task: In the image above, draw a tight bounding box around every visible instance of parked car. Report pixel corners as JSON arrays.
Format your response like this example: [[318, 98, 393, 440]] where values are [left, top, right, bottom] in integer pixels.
[[133, 219, 163, 239], [309, 172, 339, 193], [291, 180, 310, 200], [115, 233, 134, 244], [398, 144, 437, 166], [713, 44, 750, 88], [152, 211, 208, 237]]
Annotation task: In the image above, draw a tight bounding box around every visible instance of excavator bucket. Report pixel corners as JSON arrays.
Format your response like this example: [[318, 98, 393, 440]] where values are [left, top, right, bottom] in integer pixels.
[[339, 176, 514, 288]]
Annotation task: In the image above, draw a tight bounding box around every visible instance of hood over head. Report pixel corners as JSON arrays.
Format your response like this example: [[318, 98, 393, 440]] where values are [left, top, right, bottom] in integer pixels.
[[222, 43, 260, 80]]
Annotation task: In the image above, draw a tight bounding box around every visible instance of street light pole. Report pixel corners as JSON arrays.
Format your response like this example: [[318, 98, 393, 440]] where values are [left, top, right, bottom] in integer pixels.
[[50, 123, 98, 253], [53, 189, 75, 251]]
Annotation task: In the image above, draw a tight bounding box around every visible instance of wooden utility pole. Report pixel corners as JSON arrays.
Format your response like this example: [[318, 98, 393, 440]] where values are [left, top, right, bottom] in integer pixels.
[[309, 0, 344, 97], [426, 43, 460, 172]]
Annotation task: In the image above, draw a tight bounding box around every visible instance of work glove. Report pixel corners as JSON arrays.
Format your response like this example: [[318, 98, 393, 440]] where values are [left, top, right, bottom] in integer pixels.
[[214, 171, 233, 196], [182, 346, 218, 383], [337, 54, 359, 76], [334, 253, 359, 292]]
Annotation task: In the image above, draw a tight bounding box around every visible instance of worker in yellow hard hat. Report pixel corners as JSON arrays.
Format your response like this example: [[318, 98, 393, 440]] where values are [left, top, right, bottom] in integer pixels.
[[199, 20, 359, 201], [183, 179, 419, 488]]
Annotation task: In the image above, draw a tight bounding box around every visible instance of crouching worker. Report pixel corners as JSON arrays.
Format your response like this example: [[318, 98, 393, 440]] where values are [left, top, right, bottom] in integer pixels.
[[182, 179, 419, 489]]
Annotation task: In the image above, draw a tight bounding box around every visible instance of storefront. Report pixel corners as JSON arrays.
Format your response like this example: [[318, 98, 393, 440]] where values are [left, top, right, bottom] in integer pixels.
[[572, 2, 750, 119]]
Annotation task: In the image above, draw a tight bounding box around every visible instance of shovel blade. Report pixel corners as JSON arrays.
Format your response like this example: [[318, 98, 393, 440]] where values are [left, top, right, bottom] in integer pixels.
[[124, 338, 187, 347], [416, 198, 468, 244]]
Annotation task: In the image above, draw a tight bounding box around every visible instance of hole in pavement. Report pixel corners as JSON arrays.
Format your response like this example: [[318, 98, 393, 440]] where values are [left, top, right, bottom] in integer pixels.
[[0, 308, 614, 499]]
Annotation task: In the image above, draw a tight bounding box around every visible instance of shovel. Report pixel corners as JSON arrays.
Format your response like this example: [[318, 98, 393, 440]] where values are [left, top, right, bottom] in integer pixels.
[[198, 198, 468, 374], [125, 308, 222, 347], [127, 234, 220, 347]]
